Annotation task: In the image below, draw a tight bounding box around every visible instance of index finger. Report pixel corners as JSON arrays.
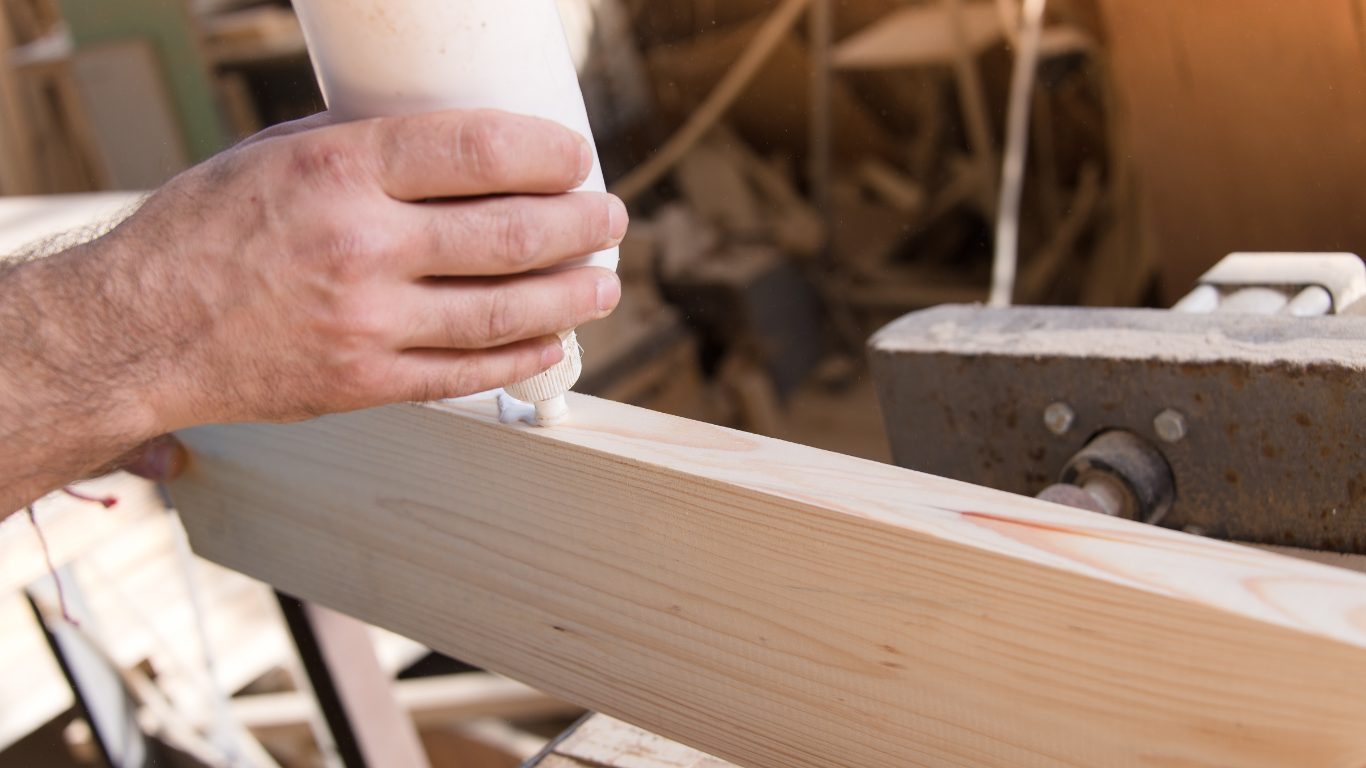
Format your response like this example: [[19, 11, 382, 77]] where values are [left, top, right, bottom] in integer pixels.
[[359, 109, 593, 201]]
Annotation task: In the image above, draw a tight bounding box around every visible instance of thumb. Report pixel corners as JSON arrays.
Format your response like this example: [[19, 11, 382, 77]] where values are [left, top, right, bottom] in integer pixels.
[[114, 434, 189, 483]]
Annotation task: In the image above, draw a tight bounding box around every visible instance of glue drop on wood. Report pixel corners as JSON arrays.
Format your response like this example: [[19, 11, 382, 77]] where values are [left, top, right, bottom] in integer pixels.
[[292, 0, 618, 426]]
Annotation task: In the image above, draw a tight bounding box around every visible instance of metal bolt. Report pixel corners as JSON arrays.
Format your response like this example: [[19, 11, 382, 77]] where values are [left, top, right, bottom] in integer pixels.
[[1043, 402, 1076, 435], [1153, 409, 1188, 443]]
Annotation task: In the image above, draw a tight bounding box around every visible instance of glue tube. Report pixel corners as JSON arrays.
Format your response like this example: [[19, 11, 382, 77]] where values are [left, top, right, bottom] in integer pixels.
[[292, 0, 619, 426]]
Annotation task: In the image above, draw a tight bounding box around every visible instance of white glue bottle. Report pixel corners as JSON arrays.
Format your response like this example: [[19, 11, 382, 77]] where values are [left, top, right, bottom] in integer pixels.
[[291, 0, 619, 426]]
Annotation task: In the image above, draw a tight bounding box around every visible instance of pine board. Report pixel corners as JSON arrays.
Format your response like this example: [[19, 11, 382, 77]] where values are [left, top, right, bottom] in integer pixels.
[[170, 394, 1366, 768]]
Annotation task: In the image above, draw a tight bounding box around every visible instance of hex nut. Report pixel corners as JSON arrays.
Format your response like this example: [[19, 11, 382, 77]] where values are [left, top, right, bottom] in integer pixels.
[[1153, 409, 1188, 443], [1059, 430, 1176, 524], [1043, 402, 1076, 436]]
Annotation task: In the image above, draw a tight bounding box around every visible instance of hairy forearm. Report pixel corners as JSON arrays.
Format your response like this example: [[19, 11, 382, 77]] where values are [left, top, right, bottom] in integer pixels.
[[0, 236, 163, 514], [0, 108, 625, 515]]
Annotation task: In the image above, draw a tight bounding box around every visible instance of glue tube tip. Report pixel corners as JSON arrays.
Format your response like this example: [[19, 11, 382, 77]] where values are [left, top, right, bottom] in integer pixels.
[[534, 395, 569, 427]]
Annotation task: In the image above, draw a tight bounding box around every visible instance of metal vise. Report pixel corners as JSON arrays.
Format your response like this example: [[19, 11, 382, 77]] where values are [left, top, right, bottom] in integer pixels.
[[869, 254, 1366, 552]]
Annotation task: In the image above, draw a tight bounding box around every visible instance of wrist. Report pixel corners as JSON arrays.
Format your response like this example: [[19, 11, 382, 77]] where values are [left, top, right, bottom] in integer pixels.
[[0, 240, 166, 502]]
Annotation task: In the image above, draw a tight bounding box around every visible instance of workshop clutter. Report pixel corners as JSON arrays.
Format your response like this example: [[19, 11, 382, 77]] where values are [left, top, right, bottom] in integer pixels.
[[0, 0, 1132, 442], [575, 0, 1130, 438]]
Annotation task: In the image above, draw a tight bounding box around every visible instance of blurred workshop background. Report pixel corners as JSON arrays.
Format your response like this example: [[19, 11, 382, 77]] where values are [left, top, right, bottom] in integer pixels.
[[3, 1, 1366, 767]]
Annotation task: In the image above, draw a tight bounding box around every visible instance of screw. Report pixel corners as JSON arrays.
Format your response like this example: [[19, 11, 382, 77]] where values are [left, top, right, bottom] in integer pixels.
[[1043, 402, 1075, 435], [1154, 409, 1188, 443]]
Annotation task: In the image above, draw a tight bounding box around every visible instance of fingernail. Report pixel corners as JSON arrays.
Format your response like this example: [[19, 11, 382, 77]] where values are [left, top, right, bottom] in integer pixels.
[[607, 195, 628, 242], [596, 274, 621, 313], [577, 137, 593, 184], [541, 343, 565, 370]]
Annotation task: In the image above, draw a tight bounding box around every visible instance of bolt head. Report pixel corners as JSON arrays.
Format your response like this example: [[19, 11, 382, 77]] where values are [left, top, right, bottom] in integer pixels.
[[1043, 402, 1076, 435], [1154, 409, 1188, 443]]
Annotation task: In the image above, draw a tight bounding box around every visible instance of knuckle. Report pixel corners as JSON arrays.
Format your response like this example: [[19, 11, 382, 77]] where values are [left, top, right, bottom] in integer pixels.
[[306, 291, 390, 371], [305, 212, 402, 285], [306, 228, 367, 285], [449, 362, 488, 396], [499, 204, 546, 266], [332, 298, 388, 343], [418, 358, 485, 401], [481, 285, 524, 344], [458, 117, 515, 184], [330, 350, 392, 404], [286, 136, 358, 188], [330, 359, 374, 399]]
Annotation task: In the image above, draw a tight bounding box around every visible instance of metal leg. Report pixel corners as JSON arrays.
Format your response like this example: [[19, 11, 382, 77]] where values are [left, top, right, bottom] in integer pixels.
[[28, 568, 151, 768], [276, 592, 431, 768], [276, 592, 371, 768]]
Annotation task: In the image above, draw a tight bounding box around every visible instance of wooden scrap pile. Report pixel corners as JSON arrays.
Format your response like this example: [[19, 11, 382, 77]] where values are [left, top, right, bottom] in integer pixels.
[[575, 0, 1137, 434], [626, 0, 1127, 299]]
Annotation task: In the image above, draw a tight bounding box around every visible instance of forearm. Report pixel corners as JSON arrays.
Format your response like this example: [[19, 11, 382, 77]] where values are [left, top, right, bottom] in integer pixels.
[[0, 239, 161, 514], [0, 108, 625, 514]]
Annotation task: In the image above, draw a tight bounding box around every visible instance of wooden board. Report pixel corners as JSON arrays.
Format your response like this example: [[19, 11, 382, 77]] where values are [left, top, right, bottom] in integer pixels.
[[1094, 0, 1366, 304], [170, 394, 1366, 768], [55, 0, 227, 161], [0, 7, 40, 195], [230, 672, 580, 731], [831, 1, 1001, 69], [70, 38, 191, 190], [548, 714, 737, 768], [643, 17, 895, 165], [10, 60, 113, 194]]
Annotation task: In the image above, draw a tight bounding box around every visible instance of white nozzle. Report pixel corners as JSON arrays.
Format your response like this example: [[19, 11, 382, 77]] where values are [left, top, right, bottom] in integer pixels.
[[533, 395, 570, 427], [502, 329, 581, 426]]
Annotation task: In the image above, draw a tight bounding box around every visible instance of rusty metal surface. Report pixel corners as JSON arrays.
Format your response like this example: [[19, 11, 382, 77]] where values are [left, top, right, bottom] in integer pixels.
[[868, 305, 1366, 552]]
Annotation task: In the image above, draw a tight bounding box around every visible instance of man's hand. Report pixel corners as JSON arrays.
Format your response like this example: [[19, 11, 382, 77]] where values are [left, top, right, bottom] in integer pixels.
[[0, 109, 626, 512]]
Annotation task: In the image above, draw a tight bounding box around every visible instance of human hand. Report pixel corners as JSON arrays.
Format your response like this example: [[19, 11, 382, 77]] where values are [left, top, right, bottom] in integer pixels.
[[1, 108, 625, 510], [137, 107, 625, 429]]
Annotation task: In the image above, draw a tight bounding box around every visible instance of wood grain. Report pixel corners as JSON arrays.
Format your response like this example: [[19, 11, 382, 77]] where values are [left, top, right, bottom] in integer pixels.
[[171, 394, 1366, 768]]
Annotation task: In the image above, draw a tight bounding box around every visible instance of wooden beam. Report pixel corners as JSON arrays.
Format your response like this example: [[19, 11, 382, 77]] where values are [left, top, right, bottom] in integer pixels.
[[230, 672, 580, 731], [830, 1, 1002, 69], [294, 602, 432, 768], [170, 394, 1366, 768], [550, 714, 735, 768]]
